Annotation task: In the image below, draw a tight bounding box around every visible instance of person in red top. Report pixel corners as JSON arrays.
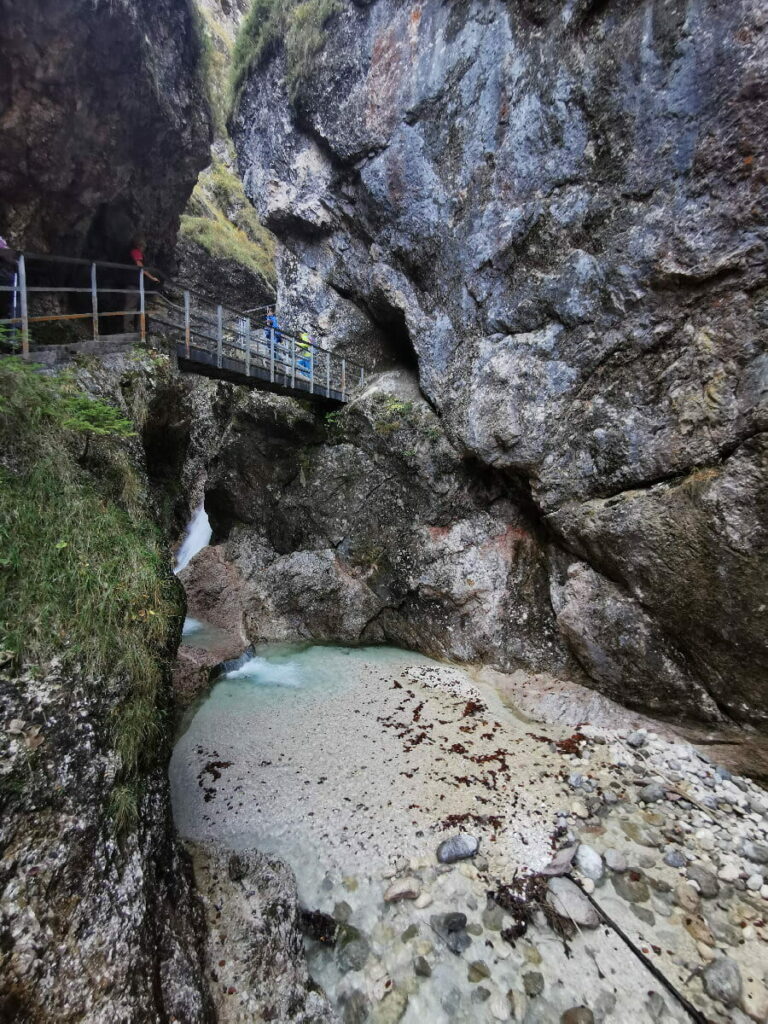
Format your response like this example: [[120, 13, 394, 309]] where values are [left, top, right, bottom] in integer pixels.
[[123, 237, 159, 332]]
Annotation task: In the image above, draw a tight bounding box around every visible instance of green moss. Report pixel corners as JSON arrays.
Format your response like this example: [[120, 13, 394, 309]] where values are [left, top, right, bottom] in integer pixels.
[[230, 0, 287, 102], [284, 0, 342, 101], [230, 0, 341, 107], [181, 155, 277, 286], [181, 211, 275, 283], [371, 395, 416, 436], [0, 358, 182, 832], [191, 1, 235, 135]]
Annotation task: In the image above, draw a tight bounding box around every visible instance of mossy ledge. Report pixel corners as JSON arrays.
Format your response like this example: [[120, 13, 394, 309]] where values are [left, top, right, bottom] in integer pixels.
[[180, 153, 277, 288]]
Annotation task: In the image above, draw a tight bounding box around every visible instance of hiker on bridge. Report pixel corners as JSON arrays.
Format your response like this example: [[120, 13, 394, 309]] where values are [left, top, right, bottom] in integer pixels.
[[297, 330, 313, 378], [264, 309, 280, 340], [124, 237, 160, 332]]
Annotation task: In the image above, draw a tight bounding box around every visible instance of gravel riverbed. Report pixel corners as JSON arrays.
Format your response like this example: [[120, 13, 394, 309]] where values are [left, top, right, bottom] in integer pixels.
[[170, 645, 768, 1023]]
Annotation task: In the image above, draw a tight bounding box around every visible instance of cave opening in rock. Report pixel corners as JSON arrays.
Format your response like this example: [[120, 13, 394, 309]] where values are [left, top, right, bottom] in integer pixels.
[[367, 300, 419, 373]]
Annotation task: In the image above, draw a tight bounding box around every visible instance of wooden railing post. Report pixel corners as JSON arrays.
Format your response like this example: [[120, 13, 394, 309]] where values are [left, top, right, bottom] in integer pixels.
[[309, 344, 314, 394], [216, 305, 223, 368], [90, 263, 99, 341], [245, 318, 251, 376], [270, 328, 275, 382], [326, 350, 331, 398], [184, 290, 191, 356], [18, 254, 29, 356], [139, 269, 146, 343], [341, 357, 347, 401], [291, 337, 296, 388]]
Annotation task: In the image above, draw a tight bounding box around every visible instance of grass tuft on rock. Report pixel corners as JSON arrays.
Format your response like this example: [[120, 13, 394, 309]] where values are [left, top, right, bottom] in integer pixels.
[[181, 155, 277, 287], [0, 357, 182, 831], [230, 0, 341, 107], [108, 783, 139, 833]]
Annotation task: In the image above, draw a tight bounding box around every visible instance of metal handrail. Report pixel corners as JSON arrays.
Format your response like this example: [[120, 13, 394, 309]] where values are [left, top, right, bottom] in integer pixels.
[[0, 250, 367, 399], [151, 290, 365, 370], [153, 289, 366, 400]]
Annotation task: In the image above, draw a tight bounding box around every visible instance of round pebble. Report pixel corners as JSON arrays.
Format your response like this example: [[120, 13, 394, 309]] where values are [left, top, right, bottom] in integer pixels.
[[604, 849, 627, 873], [575, 844, 603, 881], [717, 864, 739, 883], [571, 800, 589, 819]]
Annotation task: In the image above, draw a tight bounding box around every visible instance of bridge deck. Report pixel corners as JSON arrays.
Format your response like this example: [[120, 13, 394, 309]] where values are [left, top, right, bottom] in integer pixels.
[[177, 343, 348, 407]]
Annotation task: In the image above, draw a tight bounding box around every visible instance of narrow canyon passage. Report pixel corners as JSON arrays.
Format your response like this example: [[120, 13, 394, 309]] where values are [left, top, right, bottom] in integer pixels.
[[2, 0, 767, 1020]]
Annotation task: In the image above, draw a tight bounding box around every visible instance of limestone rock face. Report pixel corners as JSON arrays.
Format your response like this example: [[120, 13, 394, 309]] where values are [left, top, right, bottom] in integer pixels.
[[232, 0, 768, 722], [0, 0, 211, 264], [0, 663, 214, 1024], [550, 562, 722, 721], [203, 371, 574, 677]]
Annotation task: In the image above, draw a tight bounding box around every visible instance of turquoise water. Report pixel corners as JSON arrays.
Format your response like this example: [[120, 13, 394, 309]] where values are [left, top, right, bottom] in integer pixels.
[[206, 642, 435, 704], [179, 615, 234, 652]]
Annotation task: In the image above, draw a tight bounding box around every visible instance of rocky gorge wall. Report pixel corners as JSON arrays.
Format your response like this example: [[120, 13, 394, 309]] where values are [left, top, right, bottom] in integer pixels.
[[0, 357, 214, 1023], [0, 0, 211, 264], [174, 0, 278, 309], [228, 0, 768, 725]]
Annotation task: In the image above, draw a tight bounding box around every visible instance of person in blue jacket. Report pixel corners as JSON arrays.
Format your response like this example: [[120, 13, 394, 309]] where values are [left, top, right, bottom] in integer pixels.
[[265, 310, 280, 339]]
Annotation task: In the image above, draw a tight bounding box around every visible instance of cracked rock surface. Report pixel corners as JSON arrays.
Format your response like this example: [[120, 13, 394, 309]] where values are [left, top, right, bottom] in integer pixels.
[[231, 0, 768, 722]]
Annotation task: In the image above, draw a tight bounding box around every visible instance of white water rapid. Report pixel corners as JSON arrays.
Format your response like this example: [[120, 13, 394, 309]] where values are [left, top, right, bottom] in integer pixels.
[[174, 502, 212, 574]]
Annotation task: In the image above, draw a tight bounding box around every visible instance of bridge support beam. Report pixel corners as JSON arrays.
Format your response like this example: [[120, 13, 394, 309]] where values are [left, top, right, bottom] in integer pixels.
[[90, 263, 99, 341]]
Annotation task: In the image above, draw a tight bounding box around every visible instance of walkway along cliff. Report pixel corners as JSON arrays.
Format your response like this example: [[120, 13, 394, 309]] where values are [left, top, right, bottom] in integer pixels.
[[1, 0, 768, 1022]]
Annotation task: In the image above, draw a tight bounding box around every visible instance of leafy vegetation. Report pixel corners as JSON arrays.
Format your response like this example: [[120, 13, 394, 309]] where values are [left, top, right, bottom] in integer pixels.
[[230, 0, 341, 106], [373, 395, 415, 436], [0, 358, 181, 831]]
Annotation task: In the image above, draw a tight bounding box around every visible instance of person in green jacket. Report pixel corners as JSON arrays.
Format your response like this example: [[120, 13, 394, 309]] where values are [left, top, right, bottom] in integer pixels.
[[297, 330, 313, 378]]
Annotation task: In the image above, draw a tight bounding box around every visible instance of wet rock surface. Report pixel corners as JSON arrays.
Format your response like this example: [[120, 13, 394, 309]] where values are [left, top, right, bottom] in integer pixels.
[[188, 845, 336, 1023]]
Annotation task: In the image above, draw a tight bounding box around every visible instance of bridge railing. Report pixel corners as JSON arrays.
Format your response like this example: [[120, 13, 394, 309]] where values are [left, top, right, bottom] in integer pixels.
[[0, 250, 366, 401], [152, 291, 365, 401]]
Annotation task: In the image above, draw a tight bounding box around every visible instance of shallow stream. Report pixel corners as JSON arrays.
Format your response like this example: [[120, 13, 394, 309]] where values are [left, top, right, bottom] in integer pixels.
[[169, 643, 697, 1023]]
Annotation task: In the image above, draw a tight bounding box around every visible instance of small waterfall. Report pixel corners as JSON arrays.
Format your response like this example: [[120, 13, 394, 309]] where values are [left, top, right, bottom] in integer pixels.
[[174, 502, 212, 574]]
